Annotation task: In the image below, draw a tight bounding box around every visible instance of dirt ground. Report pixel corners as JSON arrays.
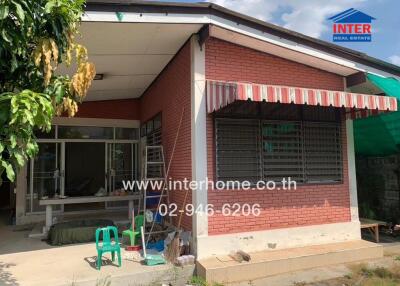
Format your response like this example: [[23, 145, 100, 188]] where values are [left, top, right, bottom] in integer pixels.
[[301, 261, 400, 286]]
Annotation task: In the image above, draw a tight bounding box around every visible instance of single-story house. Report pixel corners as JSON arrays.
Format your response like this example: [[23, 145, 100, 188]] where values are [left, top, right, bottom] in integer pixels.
[[13, 0, 400, 267]]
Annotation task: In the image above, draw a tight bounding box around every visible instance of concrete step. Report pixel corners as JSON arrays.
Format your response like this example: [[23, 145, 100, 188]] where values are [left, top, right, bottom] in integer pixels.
[[28, 222, 46, 239], [197, 240, 383, 284]]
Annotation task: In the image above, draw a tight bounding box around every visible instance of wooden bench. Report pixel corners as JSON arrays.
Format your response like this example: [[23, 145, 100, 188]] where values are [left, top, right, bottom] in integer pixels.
[[40, 194, 140, 232], [360, 218, 387, 243]]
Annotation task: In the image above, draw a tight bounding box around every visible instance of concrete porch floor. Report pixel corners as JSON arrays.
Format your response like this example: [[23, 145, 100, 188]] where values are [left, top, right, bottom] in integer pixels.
[[0, 222, 193, 286]]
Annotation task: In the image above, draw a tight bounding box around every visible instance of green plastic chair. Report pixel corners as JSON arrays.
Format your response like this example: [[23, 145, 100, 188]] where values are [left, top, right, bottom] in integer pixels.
[[122, 215, 144, 246], [95, 226, 121, 270]]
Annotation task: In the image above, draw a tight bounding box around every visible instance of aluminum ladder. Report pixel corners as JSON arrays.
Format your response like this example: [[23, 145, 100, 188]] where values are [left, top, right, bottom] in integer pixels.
[[139, 145, 171, 240]]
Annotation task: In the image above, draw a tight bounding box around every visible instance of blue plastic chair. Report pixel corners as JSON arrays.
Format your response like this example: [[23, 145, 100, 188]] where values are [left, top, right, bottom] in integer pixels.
[[95, 226, 121, 269]]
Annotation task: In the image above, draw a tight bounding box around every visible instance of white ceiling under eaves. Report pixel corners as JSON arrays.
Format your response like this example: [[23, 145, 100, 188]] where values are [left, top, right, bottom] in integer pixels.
[[58, 22, 202, 101]]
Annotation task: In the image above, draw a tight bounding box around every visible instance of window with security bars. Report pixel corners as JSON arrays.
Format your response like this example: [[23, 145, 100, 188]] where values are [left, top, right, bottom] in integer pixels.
[[215, 119, 261, 184], [215, 118, 342, 184], [303, 122, 342, 183], [141, 113, 162, 146], [262, 121, 304, 182]]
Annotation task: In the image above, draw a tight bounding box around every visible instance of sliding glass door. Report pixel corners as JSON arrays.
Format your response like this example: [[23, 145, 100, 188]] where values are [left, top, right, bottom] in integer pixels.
[[27, 142, 63, 213], [27, 125, 139, 214], [106, 142, 137, 209]]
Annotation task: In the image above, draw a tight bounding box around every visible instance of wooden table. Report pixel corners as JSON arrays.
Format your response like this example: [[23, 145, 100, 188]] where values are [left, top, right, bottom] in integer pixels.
[[40, 194, 140, 232], [360, 218, 387, 243]]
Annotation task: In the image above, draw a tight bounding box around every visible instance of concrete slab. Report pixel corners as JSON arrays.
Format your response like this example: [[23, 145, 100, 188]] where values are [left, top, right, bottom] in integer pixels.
[[197, 240, 383, 284], [0, 224, 194, 286], [0, 239, 194, 286]]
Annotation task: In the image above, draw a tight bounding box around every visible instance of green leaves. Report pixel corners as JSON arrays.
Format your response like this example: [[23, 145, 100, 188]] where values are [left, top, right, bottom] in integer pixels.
[[1, 29, 11, 43], [1, 90, 54, 182], [0, 0, 88, 184], [12, 1, 24, 22], [1, 161, 15, 182], [0, 5, 9, 19], [44, 1, 56, 14]]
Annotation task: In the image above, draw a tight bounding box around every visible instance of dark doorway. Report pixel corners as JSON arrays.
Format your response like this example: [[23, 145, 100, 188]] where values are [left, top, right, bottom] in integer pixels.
[[64, 142, 105, 211], [0, 171, 15, 224]]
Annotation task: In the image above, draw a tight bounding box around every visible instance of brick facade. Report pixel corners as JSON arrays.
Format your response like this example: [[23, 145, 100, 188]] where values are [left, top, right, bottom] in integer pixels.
[[76, 99, 141, 120], [205, 37, 351, 235], [140, 42, 193, 230], [69, 37, 352, 235]]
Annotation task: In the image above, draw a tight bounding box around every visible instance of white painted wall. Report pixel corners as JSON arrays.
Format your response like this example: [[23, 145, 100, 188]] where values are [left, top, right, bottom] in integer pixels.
[[196, 221, 361, 259], [190, 35, 209, 256], [346, 120, 360, 222]]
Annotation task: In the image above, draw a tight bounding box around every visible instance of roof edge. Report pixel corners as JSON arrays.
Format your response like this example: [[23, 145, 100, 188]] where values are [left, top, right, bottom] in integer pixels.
[[85, 0, 400, 77]]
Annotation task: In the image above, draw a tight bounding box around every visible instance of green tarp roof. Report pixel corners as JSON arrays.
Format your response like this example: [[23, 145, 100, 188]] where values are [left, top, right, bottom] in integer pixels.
[[354, 73, 400, 156]]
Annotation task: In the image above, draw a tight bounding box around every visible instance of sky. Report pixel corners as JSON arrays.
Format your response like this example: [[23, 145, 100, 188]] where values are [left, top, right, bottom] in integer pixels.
[[161, 0, 400, 66]]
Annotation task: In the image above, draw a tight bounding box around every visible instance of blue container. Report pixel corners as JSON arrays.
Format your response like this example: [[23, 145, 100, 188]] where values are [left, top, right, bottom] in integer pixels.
[[146, 192, 160, 206], [147, 240, 165, 252]]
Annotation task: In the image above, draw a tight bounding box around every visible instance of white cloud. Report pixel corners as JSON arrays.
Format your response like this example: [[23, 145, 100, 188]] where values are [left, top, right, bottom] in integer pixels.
[[209, 0, 281, 22], [209, 0, 365, 38], [389, 55, 400, 66]]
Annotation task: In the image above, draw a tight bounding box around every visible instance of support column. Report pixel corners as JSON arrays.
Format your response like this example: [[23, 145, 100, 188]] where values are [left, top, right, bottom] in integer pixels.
[[190, 35, 208, 256], [128, 199, 134, 219], [45, 205, 53, 232], [346, 120, 359, 222], [15, 165, 27, 225]]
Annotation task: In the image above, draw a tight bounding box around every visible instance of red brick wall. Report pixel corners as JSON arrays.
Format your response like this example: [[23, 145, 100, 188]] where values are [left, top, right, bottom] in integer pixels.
[[140, 42, 192, 230], [206, 38, 351, 235], [206, 38, 344, 90], [75, 99, 140, 120]]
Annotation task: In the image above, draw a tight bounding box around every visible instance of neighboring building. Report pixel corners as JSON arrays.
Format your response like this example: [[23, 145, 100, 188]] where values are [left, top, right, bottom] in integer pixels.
[[14, 1, 400, 262]]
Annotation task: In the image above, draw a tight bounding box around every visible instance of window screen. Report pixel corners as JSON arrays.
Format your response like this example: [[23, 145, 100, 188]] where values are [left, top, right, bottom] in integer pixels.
[[304, 122, 342, 183], [215, 118, 342, 184], [215, 119, 261, 184], [262, 121, 304, 182]]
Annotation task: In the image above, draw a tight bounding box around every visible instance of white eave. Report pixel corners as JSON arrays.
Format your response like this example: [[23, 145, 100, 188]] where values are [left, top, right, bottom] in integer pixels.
[[58, 21, 202, 101], [72, 10, 399, 101]]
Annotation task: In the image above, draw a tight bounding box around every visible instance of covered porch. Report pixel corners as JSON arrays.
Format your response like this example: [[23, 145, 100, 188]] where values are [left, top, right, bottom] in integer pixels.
[[14, 18, 202, 228], [0, 220, 194, 286]]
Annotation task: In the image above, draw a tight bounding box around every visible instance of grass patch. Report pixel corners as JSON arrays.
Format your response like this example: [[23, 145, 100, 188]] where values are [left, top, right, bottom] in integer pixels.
[[188, 276, 225, 286], [299, 263, 400, 285]]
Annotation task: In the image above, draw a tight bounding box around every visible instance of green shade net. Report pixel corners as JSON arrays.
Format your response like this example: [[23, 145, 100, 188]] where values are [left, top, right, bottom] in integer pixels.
[[354, 73, 400, 156]]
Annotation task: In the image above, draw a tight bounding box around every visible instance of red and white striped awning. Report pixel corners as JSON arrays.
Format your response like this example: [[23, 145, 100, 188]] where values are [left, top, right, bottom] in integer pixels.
[[206, 80, 398, 119]]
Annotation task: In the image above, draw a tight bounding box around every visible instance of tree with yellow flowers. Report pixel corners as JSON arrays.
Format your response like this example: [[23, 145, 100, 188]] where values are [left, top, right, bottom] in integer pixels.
[[0, 0, 95, 184]]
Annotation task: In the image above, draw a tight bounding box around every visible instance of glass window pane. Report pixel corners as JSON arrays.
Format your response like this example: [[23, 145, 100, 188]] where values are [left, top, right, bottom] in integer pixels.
[[154, 114, 161, 130], [141, 124, 146, 137], [27, 142, 61, 213], [34, 126, 56, 139], [58, 126, 113, 139], [115, 128, 138, 140], [146, 121, 153, 134]]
